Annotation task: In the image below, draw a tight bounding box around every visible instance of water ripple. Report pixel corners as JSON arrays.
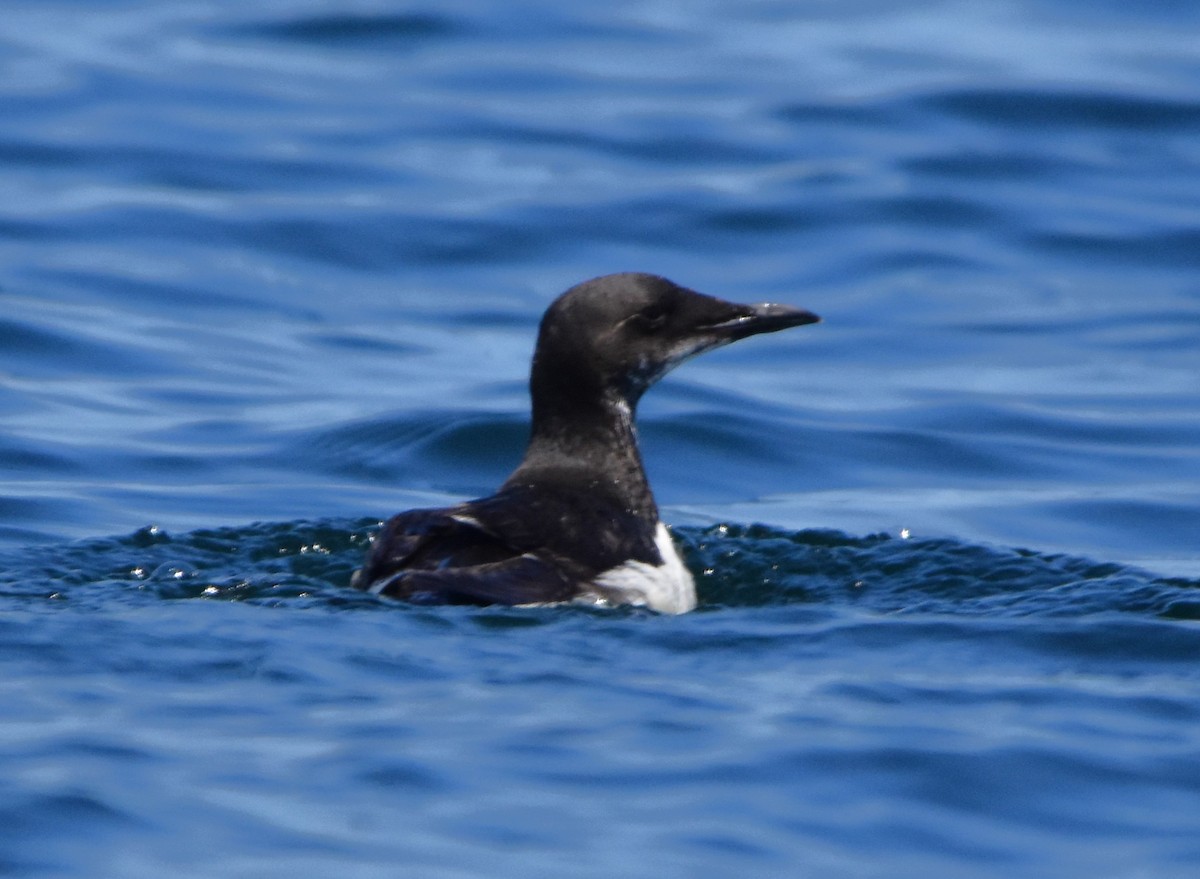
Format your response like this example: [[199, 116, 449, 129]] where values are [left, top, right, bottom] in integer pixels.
[[3, 3, 1200, 874], [2, 519, 1195, 625], [919, 88, 1200, 131], [228, 12, 466, 46]]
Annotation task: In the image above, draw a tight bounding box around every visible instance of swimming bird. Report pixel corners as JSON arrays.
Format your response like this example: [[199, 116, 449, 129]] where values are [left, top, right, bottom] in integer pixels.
[[352, 272, 819, 613]]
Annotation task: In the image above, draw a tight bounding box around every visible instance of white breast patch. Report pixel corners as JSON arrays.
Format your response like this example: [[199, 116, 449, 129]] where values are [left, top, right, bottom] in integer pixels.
[[589, 522, 697, 614]]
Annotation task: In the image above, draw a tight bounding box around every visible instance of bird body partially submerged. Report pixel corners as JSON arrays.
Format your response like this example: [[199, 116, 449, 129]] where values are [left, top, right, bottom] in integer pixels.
[[352, 273, 819, 612]]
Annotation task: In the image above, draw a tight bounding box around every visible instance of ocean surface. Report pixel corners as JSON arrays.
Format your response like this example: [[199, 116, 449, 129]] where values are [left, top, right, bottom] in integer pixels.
[[2, 1, 1199, 876]]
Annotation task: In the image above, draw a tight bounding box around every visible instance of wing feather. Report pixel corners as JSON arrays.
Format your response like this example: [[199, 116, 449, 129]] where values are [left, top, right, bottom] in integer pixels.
[[352, 504, 577, 605]]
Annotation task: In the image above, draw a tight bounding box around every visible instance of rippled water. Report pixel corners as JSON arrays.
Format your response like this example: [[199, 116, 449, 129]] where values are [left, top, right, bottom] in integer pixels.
[[2, 1, 1199, 877]]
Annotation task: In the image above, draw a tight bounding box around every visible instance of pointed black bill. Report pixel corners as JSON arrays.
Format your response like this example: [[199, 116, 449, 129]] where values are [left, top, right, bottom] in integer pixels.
[[707, 302, 821, 342]]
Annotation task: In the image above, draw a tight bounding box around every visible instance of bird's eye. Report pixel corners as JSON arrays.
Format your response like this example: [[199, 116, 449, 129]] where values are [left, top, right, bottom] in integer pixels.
[[633, 305, 669, 332]]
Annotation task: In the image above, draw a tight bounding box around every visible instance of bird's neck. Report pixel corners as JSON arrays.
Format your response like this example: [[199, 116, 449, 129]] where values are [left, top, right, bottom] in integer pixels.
[[504, 387, 658, 523]]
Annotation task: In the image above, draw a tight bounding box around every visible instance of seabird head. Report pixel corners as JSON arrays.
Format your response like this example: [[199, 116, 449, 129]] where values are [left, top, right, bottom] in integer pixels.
[[531, 272, 820, 407]]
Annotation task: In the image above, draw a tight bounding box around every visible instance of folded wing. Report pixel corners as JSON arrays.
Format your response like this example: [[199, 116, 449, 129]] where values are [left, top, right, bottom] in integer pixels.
[[351, 505, 578, 606]]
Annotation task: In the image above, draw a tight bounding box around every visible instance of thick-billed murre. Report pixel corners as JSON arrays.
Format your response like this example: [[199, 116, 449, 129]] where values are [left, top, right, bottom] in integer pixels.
[[351, 272, 819, 613]]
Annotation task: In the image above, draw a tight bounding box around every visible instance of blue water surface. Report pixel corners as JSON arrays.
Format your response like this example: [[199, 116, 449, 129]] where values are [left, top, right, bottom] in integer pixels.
[[2, 1, 1199, 877]]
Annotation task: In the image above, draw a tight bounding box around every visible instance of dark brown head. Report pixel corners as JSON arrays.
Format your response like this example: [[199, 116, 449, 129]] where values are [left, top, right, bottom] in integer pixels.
[[531, 272, 820, 408]]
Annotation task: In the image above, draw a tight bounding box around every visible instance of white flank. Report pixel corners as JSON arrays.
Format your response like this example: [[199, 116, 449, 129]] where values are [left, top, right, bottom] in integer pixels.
[[591, 522, 696, 614]]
